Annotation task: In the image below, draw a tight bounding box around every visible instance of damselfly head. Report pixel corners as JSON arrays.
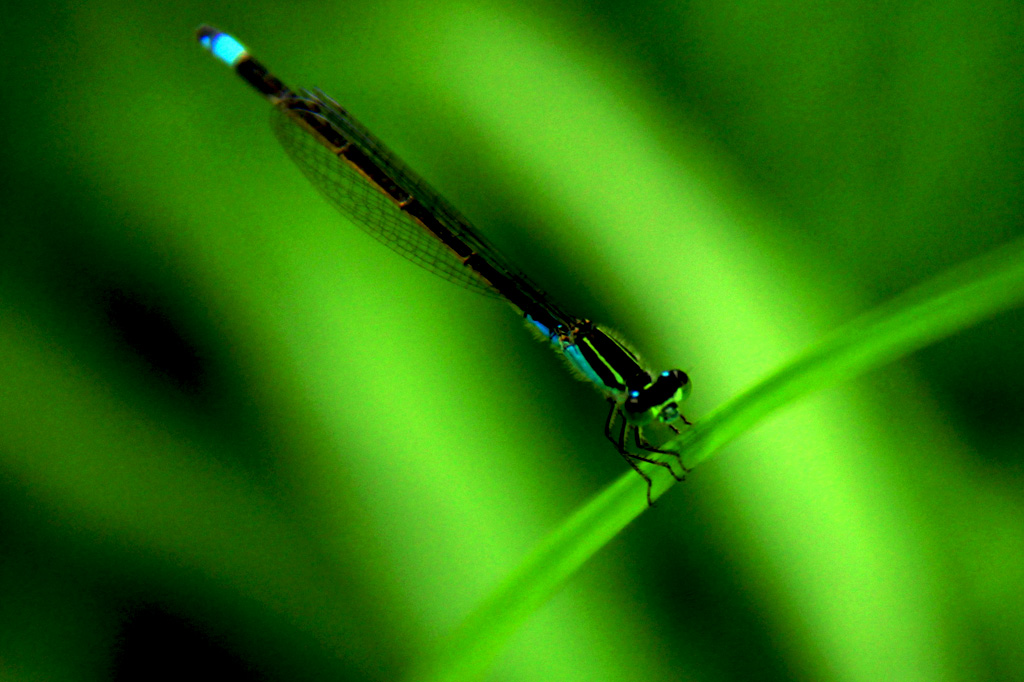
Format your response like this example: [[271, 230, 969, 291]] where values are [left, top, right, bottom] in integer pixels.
[[622, 369, 692, 426]]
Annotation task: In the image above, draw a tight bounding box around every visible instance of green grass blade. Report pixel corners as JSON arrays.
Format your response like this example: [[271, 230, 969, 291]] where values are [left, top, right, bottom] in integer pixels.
[[408, 235, 1024, 682], [677, 235, 1024, 470]]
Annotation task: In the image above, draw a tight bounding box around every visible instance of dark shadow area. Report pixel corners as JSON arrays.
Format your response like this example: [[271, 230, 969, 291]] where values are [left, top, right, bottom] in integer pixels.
[[112, 603, 264, 681]]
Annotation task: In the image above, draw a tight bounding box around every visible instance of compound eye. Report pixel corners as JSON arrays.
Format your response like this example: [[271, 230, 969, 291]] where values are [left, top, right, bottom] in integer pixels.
[[669, 370, 693, 400]]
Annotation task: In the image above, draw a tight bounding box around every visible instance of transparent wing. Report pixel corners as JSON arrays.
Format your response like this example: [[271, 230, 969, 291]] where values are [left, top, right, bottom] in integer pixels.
[[270, 97, 505, 296]]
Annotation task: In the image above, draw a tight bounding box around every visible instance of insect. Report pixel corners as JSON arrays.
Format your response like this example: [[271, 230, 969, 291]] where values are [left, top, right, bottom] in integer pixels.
[[197, 26, 693, 504]]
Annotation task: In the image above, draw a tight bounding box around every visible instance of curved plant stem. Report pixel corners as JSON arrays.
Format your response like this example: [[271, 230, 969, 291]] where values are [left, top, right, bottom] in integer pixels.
[[408, 236, 1024, 682]]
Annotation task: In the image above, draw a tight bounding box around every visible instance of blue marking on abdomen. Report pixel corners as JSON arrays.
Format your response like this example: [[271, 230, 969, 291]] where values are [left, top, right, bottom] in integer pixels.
[[202, 32, 247, 66]]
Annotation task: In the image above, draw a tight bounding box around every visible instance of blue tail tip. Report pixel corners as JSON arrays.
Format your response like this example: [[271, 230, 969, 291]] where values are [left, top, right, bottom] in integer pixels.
[[196, 25, 247, 66]]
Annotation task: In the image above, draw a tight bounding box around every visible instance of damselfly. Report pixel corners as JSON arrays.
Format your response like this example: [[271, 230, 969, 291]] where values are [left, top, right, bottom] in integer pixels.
[[196, 26, 693, 505]]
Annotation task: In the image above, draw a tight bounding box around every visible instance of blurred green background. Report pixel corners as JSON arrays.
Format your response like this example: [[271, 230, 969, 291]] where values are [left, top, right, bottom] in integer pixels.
[[2, 0, 1023, 680]]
